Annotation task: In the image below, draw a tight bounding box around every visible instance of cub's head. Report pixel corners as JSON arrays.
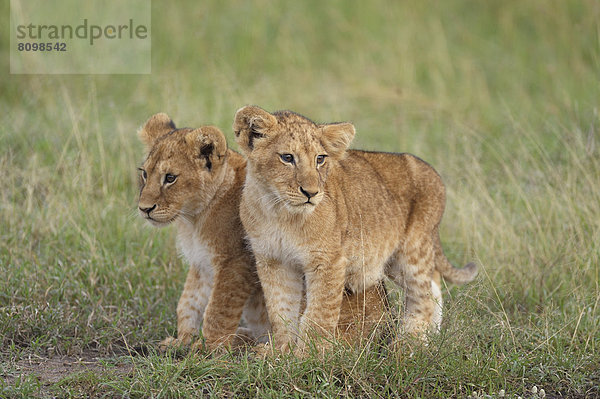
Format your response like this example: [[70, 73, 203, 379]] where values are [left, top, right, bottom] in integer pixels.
[[137, 113, 228, 226], [233, 105, 354, 214]]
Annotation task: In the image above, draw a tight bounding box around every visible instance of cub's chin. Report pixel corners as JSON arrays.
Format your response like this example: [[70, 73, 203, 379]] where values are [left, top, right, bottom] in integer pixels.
[[141, 214, 177, 228], [284, 200, 318, 215]]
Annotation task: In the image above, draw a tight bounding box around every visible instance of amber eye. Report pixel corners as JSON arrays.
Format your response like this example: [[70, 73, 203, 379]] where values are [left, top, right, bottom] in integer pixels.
[[280, 154, 294, 164], [316, 155, 327, 165], [164, 173, 177, 184]]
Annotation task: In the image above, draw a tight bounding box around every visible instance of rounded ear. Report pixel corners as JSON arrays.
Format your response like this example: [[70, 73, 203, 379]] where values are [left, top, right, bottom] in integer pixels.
[[232, 105, 277, 155], [139, 113, 176, 149], [320, 122, 355, 159], [185, 126, 228, 171]]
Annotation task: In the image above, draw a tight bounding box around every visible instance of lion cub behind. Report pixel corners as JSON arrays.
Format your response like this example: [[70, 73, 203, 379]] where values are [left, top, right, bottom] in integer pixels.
[[137, 113, 269, 351], [137, 113, 389, 351]]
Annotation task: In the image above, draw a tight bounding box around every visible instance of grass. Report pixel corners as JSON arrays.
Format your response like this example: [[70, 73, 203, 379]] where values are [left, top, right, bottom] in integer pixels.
[[1, 0, 599, 397]]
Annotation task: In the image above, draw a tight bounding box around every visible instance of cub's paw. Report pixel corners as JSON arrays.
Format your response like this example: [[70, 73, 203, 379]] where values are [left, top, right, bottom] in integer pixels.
[[190, 339, 208, 353], [234, 327, 255, 341], [199, 333, 232, 354], [159, 334, 193, 353], [200, 328, 256, 353], [231, 327, 257, 348], [252, 343, 273, 359], [252, 342, 294, 359], [293, 339, 332, 359], [190, 339, 234, 356], [293, 346, 309, 359]]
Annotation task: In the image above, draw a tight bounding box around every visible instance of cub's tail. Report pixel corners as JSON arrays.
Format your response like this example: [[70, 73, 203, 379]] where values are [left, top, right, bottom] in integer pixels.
[[434, 233, 478, 284]]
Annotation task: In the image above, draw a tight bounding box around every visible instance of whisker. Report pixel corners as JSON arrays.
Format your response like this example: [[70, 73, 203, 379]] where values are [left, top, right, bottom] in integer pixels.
[[177, 209, 195, 225], [127, 208, 141, 222]]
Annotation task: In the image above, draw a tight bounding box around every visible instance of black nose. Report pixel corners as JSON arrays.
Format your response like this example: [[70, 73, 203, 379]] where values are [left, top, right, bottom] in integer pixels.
[[139, 204, 157, 215], [300, 187, 318, 199]]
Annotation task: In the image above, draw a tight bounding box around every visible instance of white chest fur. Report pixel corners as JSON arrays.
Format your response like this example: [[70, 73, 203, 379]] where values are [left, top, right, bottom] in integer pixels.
[[176, 223, 214, 275], [243, 181, 308, 268], [247, 220, 307, 269]]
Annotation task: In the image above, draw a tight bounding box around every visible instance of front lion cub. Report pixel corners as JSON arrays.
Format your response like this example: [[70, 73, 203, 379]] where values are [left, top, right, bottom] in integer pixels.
[[233, 106, 477, 354]]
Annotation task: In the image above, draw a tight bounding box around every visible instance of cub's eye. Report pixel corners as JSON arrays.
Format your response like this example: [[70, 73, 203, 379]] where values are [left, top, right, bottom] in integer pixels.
[[280, 154, 295, 164], [138, 168, 147, 181], [316, 155, 327, 165], [164, 173, 177, 184]]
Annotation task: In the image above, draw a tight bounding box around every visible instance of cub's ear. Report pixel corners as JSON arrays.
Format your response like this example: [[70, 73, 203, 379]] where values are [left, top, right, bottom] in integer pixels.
[[139, 113, 176, 149], [233, 105, 277, 155], [185, 126, 228, 171], [320, 122, 355, 159]]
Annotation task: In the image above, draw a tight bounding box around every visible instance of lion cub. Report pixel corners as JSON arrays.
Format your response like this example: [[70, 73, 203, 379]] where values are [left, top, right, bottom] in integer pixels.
[[137, 113, 388, 351], [233, 106, 477, 353], [137, 113, 270, 350]]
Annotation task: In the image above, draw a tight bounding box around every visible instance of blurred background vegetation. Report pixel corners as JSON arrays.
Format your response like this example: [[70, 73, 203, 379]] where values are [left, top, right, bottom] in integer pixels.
[[1, 0, 599, 397]]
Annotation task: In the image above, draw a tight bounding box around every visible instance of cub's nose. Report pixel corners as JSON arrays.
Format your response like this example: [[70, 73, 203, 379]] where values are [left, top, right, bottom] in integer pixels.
[[299, 187, 318, 199], [139, 204, 157, 215]]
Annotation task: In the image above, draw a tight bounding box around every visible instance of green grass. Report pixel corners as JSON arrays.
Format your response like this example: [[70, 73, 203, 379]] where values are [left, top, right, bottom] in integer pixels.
[[1, 0, 599, 397]]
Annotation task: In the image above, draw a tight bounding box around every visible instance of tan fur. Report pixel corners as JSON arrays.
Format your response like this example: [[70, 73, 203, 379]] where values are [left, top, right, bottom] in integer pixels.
[[138, 113, 268, 350], [137, 113, 389, 351], [233, 106, 477, 353], [336, 283, 389, 344]]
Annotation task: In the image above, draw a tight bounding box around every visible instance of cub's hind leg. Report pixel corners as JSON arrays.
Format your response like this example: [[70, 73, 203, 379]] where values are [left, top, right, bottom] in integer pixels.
[[160, 265, 213, 351], [430, 269, 443, 332], [430, 227, 479, 331], [387, 235, 436, 338]]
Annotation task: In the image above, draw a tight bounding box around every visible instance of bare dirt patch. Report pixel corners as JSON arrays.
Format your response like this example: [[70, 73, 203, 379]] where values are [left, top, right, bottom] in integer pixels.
[[3, 350, 133, 386]]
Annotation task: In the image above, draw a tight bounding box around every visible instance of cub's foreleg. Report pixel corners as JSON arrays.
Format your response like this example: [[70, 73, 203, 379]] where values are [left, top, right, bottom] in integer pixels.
[[255, 256, 303, 353], [160, 265, 213, 350], [298, 255, 346, 355], [198, 256, 256, 351]]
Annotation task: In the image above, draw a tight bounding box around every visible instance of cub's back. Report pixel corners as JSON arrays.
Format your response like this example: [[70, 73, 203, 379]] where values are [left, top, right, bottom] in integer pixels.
[[341, 150, 444, 202]]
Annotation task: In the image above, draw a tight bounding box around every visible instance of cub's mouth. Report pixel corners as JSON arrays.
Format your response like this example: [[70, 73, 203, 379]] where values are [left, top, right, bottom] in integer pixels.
[[286, 198, 319, 213], [140, 211, 178, 227], [295, 193, 323, 207], [147, 217, 177, 227]]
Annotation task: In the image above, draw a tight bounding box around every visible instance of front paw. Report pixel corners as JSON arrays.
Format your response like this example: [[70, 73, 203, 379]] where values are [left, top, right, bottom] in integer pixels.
[[252, 341, 294, 359], [159, 332, 195, 352], [252, 342, 275, 359], [200, 329, 233, 353], [190, 337, 238, 355], [293, 338, 331, 359], [159, 336, 186, 352], [194, 331, 238, 354], [190, 339, 208, 353], [201, 324, 257, 353]]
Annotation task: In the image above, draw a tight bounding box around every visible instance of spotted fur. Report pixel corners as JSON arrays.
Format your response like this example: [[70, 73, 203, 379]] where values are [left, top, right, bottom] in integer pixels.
[[233, 106, 477, 354]]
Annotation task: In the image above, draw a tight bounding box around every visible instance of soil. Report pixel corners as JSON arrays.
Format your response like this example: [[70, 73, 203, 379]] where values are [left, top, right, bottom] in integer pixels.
[[3, 350, 133, 387]]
